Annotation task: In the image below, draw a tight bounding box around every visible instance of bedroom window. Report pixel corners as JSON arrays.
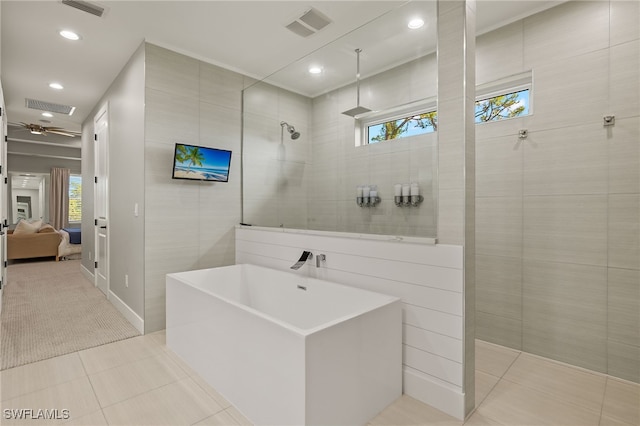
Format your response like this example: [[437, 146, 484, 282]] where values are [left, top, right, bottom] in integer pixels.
[[69, 175, 82, 223]]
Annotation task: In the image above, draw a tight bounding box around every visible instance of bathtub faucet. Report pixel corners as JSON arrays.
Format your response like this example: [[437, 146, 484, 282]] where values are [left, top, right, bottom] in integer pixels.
[[291, 251, 313, 270]]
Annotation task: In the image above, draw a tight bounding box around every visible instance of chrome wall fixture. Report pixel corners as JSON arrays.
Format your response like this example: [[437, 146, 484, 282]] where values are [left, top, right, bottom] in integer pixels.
[[394, 183, 423, 207], [603, 115, 615, 126], [356, 185, 380, 207]]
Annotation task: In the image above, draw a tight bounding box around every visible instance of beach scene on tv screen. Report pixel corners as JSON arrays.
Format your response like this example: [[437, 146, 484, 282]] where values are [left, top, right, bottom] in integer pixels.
[[174, 144, 231, 181]]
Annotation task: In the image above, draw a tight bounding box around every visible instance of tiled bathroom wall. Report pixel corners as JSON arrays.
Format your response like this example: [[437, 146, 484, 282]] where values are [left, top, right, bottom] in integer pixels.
[[143, 44, 245, 332], [475, 0, 639, 383], [242, 55, 438, 237], [309, 54, 438, 238], [241, 81, 312, 229]]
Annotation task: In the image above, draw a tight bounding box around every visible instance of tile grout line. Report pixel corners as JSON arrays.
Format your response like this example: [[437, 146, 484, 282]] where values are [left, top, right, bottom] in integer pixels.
[[76, 348, 109, 425], [597, 377, 610, 426], [86, 352, 191, 413], [498, 352, 609, 418], [0, 352, 88, 405]]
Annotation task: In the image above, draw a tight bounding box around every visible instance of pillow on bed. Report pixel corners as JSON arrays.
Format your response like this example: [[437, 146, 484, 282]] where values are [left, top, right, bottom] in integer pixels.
[[38, 224, 56, 233], [13, 219, 40, 235]]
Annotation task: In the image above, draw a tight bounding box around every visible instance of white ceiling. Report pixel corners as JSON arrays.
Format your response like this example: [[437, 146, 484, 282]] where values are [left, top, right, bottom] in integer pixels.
[[1, 0, 564, 137]]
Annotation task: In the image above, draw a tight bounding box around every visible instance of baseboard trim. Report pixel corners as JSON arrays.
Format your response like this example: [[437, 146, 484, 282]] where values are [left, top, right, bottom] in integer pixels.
[[403, 367, 465, 420], [108, 290, 144, 334], [80, 263, 94, 283]]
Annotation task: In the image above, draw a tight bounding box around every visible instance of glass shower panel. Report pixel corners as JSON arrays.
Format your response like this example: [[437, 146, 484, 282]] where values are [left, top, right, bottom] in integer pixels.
[[242, 0, 438, 238]]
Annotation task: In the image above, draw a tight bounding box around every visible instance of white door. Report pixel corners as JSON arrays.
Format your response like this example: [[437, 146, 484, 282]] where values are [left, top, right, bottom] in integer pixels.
[[0, 102, 6, 313], [94, 104, 109, 296]]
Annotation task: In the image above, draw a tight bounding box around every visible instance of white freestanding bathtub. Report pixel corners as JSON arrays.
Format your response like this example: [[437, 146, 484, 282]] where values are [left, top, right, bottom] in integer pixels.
[[166, 263, 401, 426]]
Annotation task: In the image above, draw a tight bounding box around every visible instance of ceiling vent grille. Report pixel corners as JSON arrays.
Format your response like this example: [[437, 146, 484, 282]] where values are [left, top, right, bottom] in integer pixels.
[[285, 7, 332, 38], [25, 98, 76, 116], [61, 0, 105, 17]]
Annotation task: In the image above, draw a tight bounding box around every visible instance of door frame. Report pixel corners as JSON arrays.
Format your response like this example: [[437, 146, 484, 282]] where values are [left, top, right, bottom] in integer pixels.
[[94, 103, 109, 296]]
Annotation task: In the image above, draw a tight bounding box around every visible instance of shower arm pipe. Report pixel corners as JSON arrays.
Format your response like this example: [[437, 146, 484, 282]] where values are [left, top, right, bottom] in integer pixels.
[[355, 48, 362, 107]]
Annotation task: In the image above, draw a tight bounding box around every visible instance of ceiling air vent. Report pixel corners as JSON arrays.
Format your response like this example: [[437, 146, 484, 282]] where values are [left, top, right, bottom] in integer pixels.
[[25, 98, 76, 116], [285, 7, 332, 38], [61, 0, 105, 17]]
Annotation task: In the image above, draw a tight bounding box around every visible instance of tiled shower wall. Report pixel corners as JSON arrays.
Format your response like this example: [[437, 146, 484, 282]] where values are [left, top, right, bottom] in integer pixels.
[[475, 0, 639, 383], [309, 55, 438, 237], [242, 55, 438, 237], [242, 83, 312, 229], [240, 0, 638, 383]]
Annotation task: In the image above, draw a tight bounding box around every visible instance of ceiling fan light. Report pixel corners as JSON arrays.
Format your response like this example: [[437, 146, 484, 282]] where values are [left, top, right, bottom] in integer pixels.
[[59, 30, 80, 41], [30, 130, 43, 135]]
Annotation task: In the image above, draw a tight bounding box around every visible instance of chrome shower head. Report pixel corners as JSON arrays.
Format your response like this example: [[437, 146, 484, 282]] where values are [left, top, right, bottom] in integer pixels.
[[280, 121, 301, 140]]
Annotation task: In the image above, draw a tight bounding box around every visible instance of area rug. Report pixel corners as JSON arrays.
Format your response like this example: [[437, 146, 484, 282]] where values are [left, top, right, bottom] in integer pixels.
[[0, 259, 140, 370]]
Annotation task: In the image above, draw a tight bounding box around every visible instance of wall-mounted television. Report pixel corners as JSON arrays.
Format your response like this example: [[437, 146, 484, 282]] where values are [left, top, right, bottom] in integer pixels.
[[172, 143, 232, 182]]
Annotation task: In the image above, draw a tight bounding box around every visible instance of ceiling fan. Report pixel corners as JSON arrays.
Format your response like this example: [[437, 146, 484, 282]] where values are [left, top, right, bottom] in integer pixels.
[[11, 122, 81, 137]]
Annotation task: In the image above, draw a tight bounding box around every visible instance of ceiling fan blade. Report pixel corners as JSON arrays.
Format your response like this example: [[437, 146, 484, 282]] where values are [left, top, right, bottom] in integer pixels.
[[45, 129, 78, 137], [43, 126, 81, 134]]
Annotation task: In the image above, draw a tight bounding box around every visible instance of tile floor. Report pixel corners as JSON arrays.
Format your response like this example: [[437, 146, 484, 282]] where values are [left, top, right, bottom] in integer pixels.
[[1, 335, 638, 425]]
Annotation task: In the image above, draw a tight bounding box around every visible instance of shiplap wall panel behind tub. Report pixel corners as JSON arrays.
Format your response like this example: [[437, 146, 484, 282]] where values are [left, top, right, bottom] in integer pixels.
[[235, 226, 466, 418]]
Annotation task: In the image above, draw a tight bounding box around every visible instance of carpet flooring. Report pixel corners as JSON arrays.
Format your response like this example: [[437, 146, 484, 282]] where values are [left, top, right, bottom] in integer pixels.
[[0, 259, 140, 370]]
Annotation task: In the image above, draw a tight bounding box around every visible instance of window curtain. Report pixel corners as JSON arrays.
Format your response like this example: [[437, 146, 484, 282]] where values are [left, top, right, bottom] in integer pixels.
[[50, 167, 70, 230]]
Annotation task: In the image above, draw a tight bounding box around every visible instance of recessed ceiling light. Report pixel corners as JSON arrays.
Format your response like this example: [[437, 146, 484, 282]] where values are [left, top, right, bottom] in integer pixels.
[[308, 66, 323, 75], [49, 82, 64, 90], [59, 30, 80, 41], [408, 18, 424, 29], [42, 112, 53, 118]]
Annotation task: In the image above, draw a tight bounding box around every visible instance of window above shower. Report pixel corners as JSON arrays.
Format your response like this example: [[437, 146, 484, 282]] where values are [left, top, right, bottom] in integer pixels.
[[356, 70, 533, 147], [356, 98, 437, 146], [475, 71, 533, 124]]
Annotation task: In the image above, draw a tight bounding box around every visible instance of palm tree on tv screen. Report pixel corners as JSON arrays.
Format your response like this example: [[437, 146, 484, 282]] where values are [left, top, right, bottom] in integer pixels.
[[175, 144, 189, 164], [185, 147, 205, 173]]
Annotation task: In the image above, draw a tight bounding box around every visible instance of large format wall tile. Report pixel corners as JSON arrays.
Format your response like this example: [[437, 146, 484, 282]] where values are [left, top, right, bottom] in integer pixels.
[[523, 124, 608, 196], [608, 194, 640, 270], [610, 0, 640, 46], [524, 50, 608, 131], [474, 0, 639, 383], [608, 117, 640, 195], [476, 311, 522, 350], [523, 0, 609, 68], [476, 133, 523, 197], [607, 340, 640, 384], [145, 88, 199, 146], [476, 21, 524, 85], [608, 268, 640, 347], [145, 44, 199, 99], [199, 102, 241, 152], [144, 46, 245, 333], [476, 254, 522, 320], [523, 195, 607, 266], [522, 260, 607, 373], [476, 197, 522, 257], [199, 62, 243, 111], [610, 41, 640, 119]]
